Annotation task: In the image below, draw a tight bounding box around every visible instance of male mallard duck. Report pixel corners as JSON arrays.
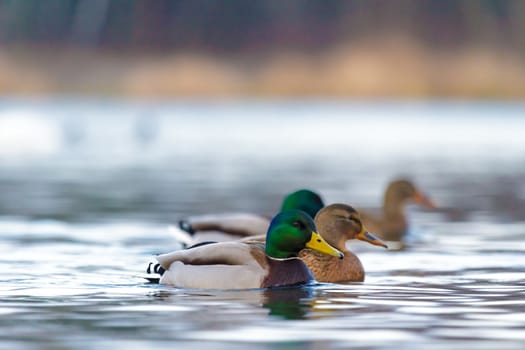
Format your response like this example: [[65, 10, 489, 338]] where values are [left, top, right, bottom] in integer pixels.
[[173, 189, 324, 246], [297, 203, 387, 282], [280, 189, 324, 216], [147, 210, 343, 289], [359, 179, 435, 244]]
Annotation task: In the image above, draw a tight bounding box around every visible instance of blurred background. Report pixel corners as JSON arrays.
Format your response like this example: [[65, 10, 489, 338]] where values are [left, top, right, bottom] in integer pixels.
[[0, 0, 524, 222], [1, 0, 525, 98]]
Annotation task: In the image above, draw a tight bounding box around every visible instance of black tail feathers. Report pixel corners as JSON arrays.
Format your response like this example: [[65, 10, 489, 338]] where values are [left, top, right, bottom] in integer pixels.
[[147, 262, 166, 275], [144, 262, 166, 284], [178, 220, 194, 235]]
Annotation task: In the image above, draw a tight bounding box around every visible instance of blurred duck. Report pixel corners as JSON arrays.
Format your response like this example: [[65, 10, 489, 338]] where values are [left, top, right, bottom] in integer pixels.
[[298, 203, 387, 282], [359, 179, 435, 246], [146, 210, 343, 289], [172, 189, 324, 246], [172, 179, 434, 251]]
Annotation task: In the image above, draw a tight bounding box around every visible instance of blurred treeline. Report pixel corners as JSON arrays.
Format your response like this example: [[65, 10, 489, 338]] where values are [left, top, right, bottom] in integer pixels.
[[1, 0, 525, 98], [0, 0, 525, 52], [1, 0, 524, 52]]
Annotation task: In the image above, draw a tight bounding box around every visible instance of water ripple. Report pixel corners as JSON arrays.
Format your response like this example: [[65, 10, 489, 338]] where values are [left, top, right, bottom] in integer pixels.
[[1, 100, 525, 349]]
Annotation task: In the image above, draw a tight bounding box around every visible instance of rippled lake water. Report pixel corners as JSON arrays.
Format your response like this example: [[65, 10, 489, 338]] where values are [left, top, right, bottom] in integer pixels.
[[1, 99, 524, 349]]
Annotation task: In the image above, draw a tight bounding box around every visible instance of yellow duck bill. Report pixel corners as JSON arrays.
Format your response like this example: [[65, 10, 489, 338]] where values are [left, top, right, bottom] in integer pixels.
[[306, 231, 344, 259]]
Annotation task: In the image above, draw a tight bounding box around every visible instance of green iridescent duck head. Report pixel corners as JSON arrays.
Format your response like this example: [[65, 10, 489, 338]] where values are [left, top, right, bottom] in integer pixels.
[[280, 189, 325, 219], [265, 210, 343, 260]]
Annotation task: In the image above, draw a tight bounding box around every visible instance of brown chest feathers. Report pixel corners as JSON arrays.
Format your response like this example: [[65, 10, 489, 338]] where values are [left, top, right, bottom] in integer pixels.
[[261, 257, 314, 288], [298, 249, 365, 282]]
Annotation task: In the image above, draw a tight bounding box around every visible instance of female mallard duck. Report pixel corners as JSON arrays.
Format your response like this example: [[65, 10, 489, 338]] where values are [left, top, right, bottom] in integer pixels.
[[173, 189, 324, 246], [359, 179, 435, 244], [148, 210, 343, 289], [297, 203, 387, 282]]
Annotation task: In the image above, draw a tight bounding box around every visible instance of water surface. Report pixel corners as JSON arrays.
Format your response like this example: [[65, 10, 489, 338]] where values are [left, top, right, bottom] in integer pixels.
[[1, 99, 524, 349]]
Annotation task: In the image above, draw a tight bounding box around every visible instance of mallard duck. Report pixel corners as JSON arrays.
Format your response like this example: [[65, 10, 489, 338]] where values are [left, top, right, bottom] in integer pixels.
[[280, 189, 324, 216], [172, 179, 434, 249], [147, 210, 343, 289], [359, 179, 435, 244], [297, 203, 387, 282], [172, 189, 324, 246]]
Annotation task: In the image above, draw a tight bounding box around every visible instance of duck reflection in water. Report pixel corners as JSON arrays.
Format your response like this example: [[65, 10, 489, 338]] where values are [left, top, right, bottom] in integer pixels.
[[146, 286, 361, 321], [262, 286, 314, 320], [263, 285, 363, 320]]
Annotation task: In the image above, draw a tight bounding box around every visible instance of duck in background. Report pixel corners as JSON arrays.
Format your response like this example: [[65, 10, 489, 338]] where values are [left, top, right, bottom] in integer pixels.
[[171, 178, 435, 251], [280, 189, 324, 217], [358, 178, 436, 250], [145, 210, 343, 289], [172, 189, 324, 246]]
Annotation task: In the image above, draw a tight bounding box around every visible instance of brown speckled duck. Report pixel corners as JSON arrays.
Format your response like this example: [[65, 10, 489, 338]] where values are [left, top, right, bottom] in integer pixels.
[[298, 203, 387, 282], [359, 179, 435, 244]]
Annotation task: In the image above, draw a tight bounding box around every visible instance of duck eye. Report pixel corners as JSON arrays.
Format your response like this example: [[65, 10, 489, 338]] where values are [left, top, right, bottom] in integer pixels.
[[348, 216, 360, 224], [292, 221, 306, 230]]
